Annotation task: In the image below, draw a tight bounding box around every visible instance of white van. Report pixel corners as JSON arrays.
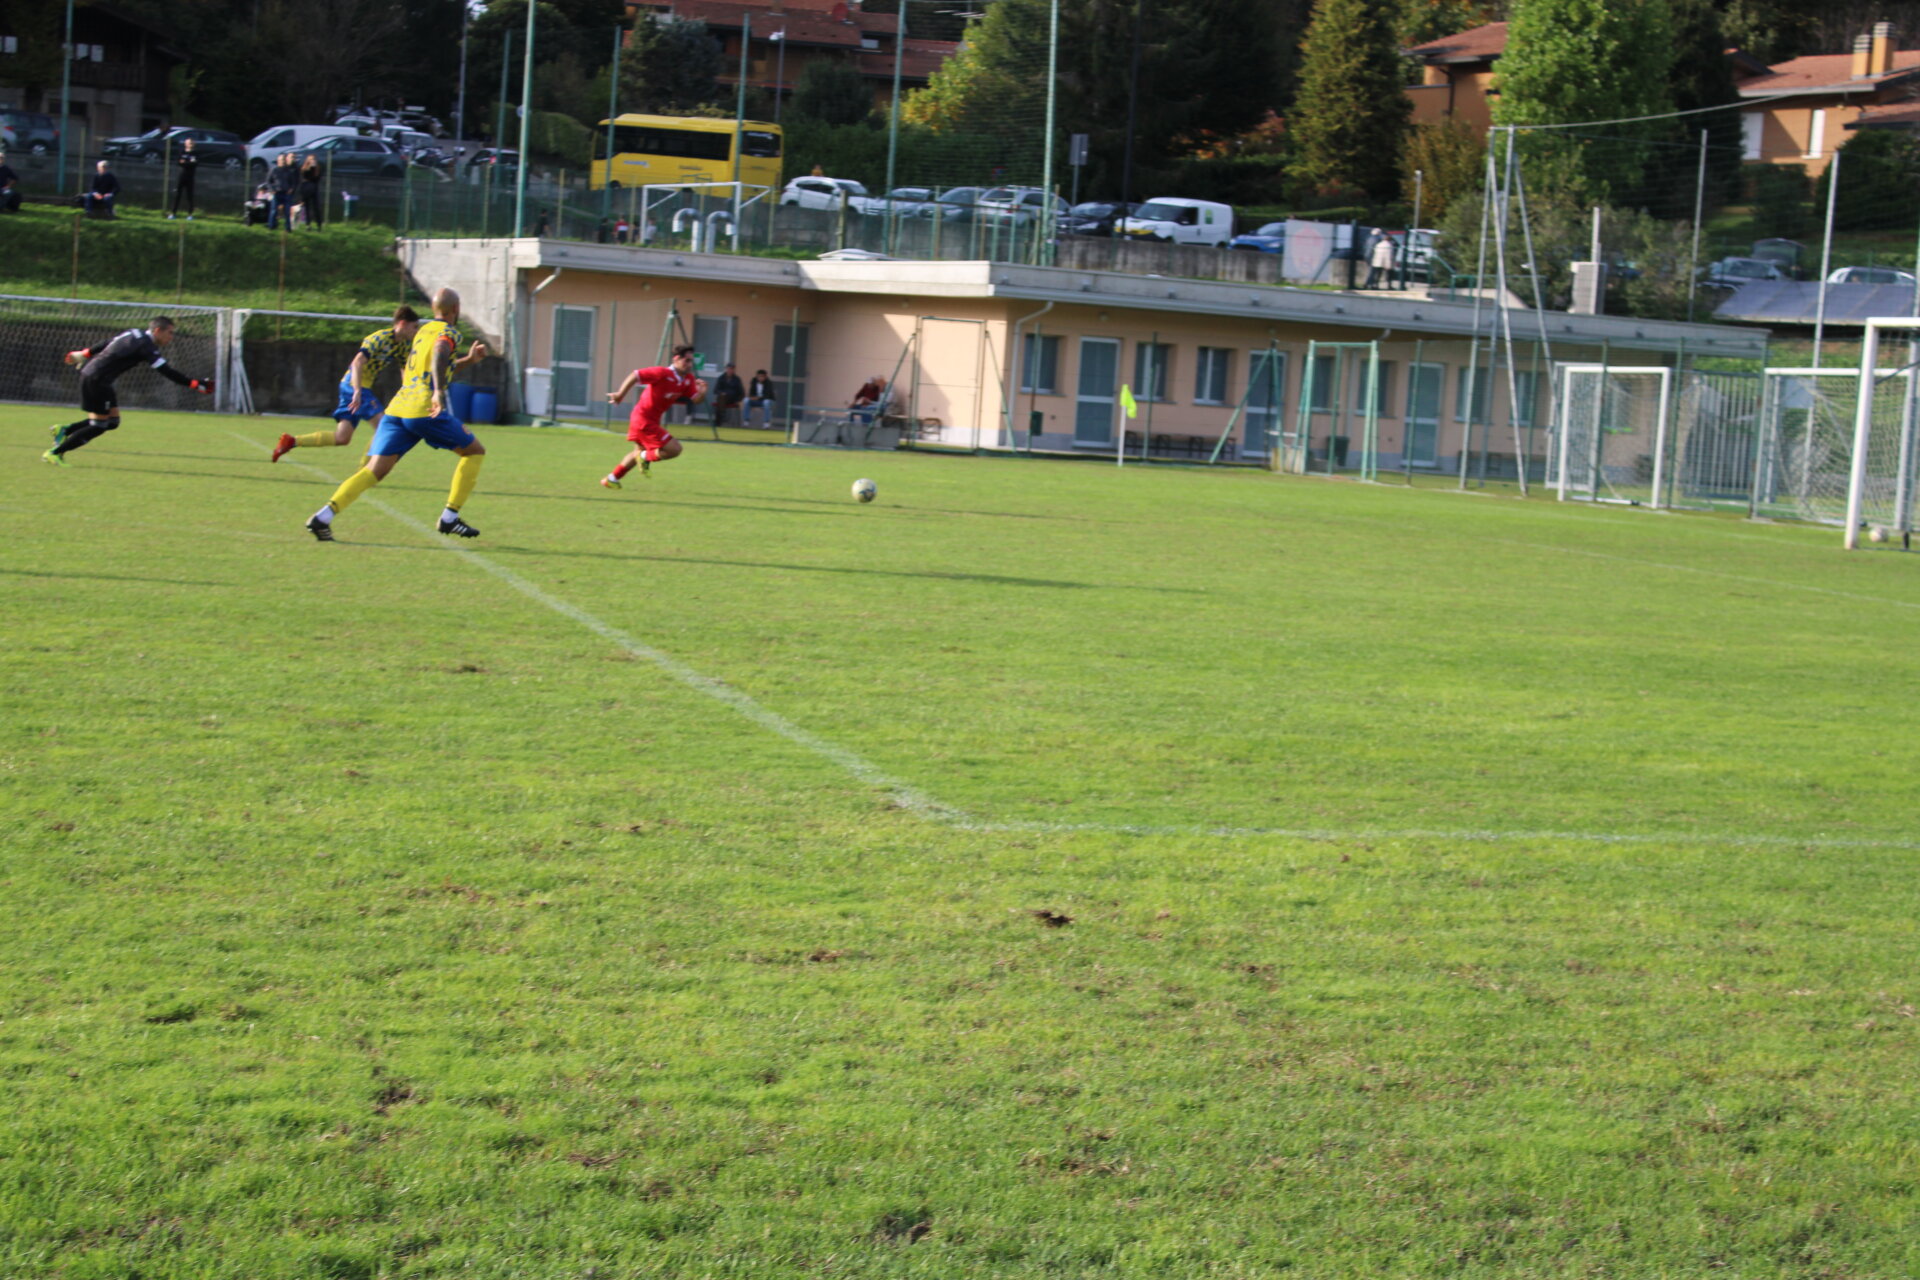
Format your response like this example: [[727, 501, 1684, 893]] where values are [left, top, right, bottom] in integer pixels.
[[1118, 197, 1234, 247], [246, 124, 357, 176]]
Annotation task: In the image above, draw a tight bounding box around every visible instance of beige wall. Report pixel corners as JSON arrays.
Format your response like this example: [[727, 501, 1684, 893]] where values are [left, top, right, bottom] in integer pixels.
[[1405, 68, 1497, 135], [1748, 101, 1868, 176], [517, 264, 1645, 467]]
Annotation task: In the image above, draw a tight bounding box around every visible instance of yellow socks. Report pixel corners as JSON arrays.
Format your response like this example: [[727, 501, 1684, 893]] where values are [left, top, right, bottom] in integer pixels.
[[295, 430, 338, 448], [327, 467, 381, 514], [447, 454, 484, 512]]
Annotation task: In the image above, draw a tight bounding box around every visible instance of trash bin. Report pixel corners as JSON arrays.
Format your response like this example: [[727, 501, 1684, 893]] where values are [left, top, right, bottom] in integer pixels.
[[469, 388, 499, 425], [523, 367, 553, 418], [1330, 434, 1349, 467], [447, 381, 476, 422]]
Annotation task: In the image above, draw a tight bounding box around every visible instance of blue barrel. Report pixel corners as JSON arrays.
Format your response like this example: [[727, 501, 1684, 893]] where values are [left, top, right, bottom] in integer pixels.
[[447, 381, 476, 422], [468, 388, 498, 425]]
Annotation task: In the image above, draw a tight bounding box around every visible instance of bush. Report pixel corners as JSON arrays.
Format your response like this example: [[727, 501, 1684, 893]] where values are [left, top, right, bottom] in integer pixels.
[[1749, 165, 1811, 241], [1816, 130, 1920, 231], [527, 110, 594, 167]]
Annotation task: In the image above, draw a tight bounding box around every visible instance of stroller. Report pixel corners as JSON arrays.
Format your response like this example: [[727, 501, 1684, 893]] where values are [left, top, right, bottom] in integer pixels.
[[243, 186, 272, 226]]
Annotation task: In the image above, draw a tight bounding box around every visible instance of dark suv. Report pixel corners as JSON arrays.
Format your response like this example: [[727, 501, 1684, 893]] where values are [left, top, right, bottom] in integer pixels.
[[102, 127, 247, 168]]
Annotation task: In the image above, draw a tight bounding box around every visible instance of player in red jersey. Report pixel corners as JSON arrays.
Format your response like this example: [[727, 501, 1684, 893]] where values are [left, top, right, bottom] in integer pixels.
[[601, 345, 706, 487]]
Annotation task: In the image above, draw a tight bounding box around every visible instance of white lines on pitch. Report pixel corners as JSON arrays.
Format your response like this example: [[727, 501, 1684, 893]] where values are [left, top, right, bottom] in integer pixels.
[[233, 433, 1920, 853]]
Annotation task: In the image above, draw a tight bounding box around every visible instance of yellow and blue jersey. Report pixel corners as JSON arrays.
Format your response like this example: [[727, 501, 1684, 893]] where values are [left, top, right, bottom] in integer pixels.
[[356, 325, 407, 382], [387, 318, 462, 419]]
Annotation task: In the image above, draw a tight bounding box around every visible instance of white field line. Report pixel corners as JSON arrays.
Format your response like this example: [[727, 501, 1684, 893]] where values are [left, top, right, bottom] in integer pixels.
[[237, 432, 1920, 852]]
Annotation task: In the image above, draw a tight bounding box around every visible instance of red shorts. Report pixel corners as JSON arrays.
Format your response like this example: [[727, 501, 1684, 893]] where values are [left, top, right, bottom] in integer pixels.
[[627, 419, 676, 449]]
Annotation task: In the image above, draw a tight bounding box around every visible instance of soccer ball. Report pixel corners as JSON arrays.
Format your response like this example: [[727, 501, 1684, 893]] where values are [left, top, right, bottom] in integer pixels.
[[1869, 525, 1889, 543], [852, 478, 877, 503]]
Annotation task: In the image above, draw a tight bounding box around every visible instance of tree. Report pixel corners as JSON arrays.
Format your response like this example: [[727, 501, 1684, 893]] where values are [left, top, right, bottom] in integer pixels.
[[1817, 129, 1920, 232], [792, 60, 874, 127], [619, 16, 726, 115], [1396, 0, 1501, 46], [1659, 0, 1743, 218], [1288, 0, 1411, 200], [1492, 0, 1673, 203], [1401, 120, 1484, 224]]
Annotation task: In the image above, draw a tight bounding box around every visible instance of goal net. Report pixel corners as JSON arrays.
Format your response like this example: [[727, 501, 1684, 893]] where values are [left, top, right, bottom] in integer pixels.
[[1843, 319, 1920, 548], [1551, 364, 1671, 505], [1752, 363, 1919, 538], [0, 295, 229, 414]]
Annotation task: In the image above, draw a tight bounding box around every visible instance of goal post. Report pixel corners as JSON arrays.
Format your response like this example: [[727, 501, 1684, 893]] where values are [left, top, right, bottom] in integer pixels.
[[0, 295, 231, 414], [1844, 318, 1920, 549], [1552, 363, 1672, 506]]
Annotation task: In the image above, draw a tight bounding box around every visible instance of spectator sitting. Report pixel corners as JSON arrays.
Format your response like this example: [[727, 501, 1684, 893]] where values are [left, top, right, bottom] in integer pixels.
[[746, 369, 776, 428], [85, 160, 120, 218], [710, 362, 744, 427], [849, 374, 887, 423], [0, 150, 20, 214], [244, 183, 272, 226]]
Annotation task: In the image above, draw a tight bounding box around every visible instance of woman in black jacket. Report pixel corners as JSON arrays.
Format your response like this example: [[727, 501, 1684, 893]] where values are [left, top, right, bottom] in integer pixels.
[[296, 156, 323, 229]]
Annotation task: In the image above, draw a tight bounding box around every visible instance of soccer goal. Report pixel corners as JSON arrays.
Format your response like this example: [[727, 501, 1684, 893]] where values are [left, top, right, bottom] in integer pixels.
[[0, 294, 230, 414], [1551, 363, 1672, 505], [1752, 367, 1895, 528], [1841, 318, 1920, 549]]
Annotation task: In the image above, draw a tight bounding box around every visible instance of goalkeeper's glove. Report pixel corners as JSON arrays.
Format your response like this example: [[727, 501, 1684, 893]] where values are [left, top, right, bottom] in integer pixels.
[[190, 378, 214, 395], [65, 349, 90, 367]]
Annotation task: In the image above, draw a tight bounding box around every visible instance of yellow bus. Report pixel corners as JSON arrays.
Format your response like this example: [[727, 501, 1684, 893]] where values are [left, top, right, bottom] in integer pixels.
[[589, 113, 782, 191]]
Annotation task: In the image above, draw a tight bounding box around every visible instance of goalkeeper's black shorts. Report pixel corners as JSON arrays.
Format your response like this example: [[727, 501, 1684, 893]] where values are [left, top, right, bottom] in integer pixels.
[[79, 376, 119, 416]]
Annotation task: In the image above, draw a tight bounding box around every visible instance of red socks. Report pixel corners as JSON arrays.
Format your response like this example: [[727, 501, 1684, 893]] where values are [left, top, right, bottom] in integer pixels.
[[612, 460, 634, 479]]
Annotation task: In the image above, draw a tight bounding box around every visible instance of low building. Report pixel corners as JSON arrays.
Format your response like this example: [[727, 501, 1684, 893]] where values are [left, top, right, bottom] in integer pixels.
[[0, 2, 181, 146], [401, 237, 1765, 475]]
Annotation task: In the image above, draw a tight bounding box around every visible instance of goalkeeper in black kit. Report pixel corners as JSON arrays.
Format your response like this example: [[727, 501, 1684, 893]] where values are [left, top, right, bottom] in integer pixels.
[[44, 315, 215, 466]]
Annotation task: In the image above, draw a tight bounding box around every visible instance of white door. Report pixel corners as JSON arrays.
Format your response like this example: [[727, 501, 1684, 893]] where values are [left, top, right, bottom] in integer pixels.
[[551, 305, 596, 414], [1075, 338, 1119, 447]]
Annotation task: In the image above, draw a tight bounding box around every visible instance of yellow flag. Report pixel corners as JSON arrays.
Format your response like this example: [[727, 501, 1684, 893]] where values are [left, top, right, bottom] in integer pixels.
[[1119, 384, 1138, 419]]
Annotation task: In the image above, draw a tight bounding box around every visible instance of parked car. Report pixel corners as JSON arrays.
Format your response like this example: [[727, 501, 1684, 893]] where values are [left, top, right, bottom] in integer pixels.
[[1387, 227, 1439, 274], [1826, 265, 1918, 285], [293, 134, 407, 179], [870, 186, 940, 218], [974, 186, 1068, 226], [464, 148, 520, 177], [247, 124, 358, 175], [1118, 197, 1234, 247], [817, 248, 894, 261], [0, 108, 60, 155], [1229, 221, 1286, 253], [1060, 200, 1140, 237], [913, 185, 982, 221], [781, 176, 874, 212], [103, 126, 247, 168], [1703, 256, 1787, 286]]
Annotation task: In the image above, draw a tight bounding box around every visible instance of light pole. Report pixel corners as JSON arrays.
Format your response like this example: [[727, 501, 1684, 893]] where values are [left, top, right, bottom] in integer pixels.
[[454, 3, 469, 167], [513, 0, 536, 237], [1039, 0, 1058, 263], [57, 0, 74, 194], [601, 22, 621, 229], [733, 12, 750, 189], [884, 0, 905, 253], [770, 30, 786, 127]]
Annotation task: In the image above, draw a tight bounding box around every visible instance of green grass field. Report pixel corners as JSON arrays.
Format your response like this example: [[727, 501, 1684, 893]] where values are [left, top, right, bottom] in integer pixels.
[[6, 406, 1920, 1279]]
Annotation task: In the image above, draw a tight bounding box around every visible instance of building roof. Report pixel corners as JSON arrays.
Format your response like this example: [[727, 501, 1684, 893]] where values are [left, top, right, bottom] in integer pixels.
[[1848, 100, 1920, 128], [853, 39, 953, 81], [1407, 22, 1507, 65], [1736, 49, 1920, 98], [630, 0, 898, 48], [1713, 280, 1920, 326]]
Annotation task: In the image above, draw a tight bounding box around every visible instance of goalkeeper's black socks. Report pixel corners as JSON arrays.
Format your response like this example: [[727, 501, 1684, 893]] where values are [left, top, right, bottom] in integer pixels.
[[53, 420, 116, 455]]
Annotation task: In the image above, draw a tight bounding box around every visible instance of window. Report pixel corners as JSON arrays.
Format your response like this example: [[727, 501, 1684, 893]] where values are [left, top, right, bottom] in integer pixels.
[[1021, 333, 1060, 394], [1454, 366, 1492, 423], [1806, 109, 1826, 158], [1354, 360, 1396, 417], [1742, 113, 1763, 160], [1133, 342, 1172, 402], [691, 315, 735, 374], [609, 124, 731, 162], [1308, 353, 1336, 412], [1512, 369, 1541, 427], [1244, 349, 1287, 456], [772, 321, 809, 411], [1, 36, 18, 54], [742, 130, 780, 158], [1195, 347, 1231, 405]]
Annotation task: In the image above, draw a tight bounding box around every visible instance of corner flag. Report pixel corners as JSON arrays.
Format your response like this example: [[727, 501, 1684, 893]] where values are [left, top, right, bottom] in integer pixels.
[[1119, 384, 1138, 419]]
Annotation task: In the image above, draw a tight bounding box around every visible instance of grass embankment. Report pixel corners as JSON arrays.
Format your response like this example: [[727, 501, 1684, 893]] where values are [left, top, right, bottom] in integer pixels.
[[0, 204, 416, 316], [6, 412, 1920, 1277]]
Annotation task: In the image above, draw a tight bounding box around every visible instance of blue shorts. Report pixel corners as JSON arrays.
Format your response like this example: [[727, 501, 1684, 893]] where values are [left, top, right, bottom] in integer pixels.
[[369, 411, 476, 458], [333, 380, 384, 425]]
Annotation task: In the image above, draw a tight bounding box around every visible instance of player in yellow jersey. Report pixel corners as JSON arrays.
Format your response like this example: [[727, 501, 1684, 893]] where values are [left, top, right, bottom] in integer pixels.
[[304, 287, 489, 541], [271, 305, 422, 461]]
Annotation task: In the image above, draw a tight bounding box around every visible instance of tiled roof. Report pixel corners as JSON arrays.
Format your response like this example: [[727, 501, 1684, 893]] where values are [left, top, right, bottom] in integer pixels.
[[852, 39, 951, 80], [629, 0, 896, 48], [1407, 22, 1506, 65], [1737, 48, 1920, 95], [1848, 100, 1920, 126]]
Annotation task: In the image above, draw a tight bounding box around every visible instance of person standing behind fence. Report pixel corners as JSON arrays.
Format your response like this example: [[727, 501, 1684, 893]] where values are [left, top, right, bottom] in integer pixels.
[[0, 149, 21, 214], [268, 153, 296, 230], [1366, 229, 1396, 290], [168, 137, 199, 219], [297, 155, 323, 229]]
